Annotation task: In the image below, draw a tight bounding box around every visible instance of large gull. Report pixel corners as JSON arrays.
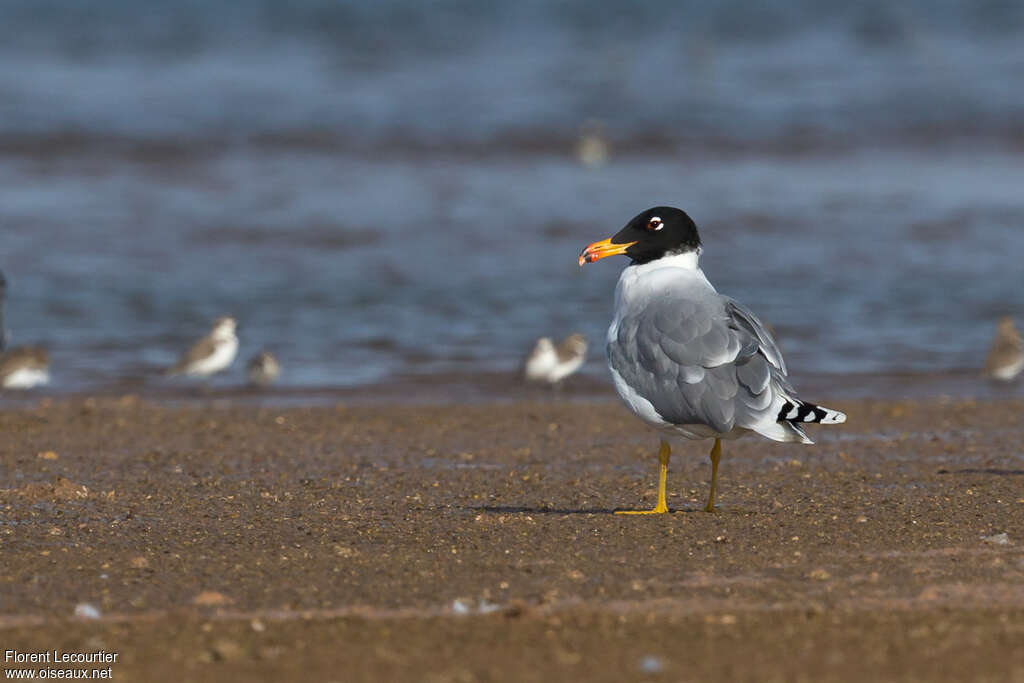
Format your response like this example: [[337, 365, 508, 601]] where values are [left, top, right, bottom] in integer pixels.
[[579, 207, 846, 514]]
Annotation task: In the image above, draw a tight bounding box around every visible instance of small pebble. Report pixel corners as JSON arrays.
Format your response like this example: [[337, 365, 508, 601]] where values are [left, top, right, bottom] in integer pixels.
[[451, 599, 470, 615], [211, 639, 244, 661], [639, 655, 664, 673], [74, 603, 102, 620], [193, 591, 232, 606], [982, 533, 1010, 546]]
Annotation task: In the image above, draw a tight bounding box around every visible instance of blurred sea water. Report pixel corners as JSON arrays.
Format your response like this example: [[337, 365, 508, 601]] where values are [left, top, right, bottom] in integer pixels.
[[1, 0, 1023, 394]]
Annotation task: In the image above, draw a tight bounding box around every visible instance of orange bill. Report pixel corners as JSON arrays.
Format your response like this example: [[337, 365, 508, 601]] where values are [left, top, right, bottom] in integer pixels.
[[578, 237, 637, 266]]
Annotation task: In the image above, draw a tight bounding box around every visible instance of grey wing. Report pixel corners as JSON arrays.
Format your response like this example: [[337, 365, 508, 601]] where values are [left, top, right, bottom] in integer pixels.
[[609, 294, 791, 434], [724, 298, 787, 375], [167, 336, 215, 374], [183, 337, 216, 365]]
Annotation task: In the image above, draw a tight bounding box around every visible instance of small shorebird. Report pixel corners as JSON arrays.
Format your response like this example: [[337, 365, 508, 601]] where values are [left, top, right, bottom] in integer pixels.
[[575, 119, 610, 168], [524, 334, 587, 385], [166, 317, 238, 378], [247, 350, 281, 386], [0, 271, 50, 389], [579, 207, 846, 514], [983, 316, 1024, 381], [0, 347, 50, 389]]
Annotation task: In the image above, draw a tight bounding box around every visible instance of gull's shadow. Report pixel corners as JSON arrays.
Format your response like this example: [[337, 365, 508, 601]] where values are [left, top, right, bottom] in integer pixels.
[[471, 505, 692, 516], [936, 468, 1024, 476]]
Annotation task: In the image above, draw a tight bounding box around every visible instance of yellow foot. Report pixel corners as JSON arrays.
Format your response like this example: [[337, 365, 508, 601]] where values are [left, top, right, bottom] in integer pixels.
[[615, 505, 670, 515]]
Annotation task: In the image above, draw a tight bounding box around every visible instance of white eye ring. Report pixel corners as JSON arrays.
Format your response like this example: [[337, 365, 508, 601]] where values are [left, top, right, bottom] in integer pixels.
[[648, 216, 663, 231]]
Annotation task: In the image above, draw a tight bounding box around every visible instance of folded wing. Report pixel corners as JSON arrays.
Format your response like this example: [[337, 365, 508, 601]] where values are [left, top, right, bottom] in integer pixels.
[[609, 291, 806, 442]]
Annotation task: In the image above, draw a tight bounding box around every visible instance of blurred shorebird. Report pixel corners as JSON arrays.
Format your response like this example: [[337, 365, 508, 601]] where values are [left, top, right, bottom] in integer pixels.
[[0, 271, 51, 390], [247, 350, 281, 386], [166, 316, 238, 378], [0, 347, 50, 389], [0, 271, 6, 353], [579, 207, 845, 514], [983, 316, 1024, 382], [524, 337, 558, 382], [524, 333, 587, 385], [575, 119, 610, 168]]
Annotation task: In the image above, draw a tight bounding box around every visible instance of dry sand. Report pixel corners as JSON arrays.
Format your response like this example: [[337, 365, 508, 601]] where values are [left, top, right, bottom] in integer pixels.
[[1, 396, 1022, 681]]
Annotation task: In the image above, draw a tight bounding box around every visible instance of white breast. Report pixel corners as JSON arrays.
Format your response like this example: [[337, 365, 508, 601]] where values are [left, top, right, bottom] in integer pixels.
[[2, 366, 50, 389], [547, 354, 585, 383], [186, 337, 238, 376], [523, 346, 557, 382], [990, 356, 1024, 381]]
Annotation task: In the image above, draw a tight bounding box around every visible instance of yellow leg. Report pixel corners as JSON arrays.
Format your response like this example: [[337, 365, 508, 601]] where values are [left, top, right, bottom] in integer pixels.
[[705, 438, 722, 513], [616, 439, 671, 515]]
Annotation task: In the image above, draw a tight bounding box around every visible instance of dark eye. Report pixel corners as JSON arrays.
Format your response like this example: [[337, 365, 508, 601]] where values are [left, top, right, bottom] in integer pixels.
[[647, 217, 663, 231]]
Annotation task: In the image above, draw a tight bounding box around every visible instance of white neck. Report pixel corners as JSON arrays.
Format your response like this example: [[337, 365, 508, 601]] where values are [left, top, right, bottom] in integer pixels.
[[615, 248, 713, 304], [629, 249, 701, 274]]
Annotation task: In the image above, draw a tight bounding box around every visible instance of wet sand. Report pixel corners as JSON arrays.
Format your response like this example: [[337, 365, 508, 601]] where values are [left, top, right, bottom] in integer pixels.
[[1, 396, 1023, 681]]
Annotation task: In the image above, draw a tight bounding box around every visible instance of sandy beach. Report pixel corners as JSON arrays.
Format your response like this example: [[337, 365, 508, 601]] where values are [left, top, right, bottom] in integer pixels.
[[1, 395, 1022, 681], [5, 2, 1024, 681]]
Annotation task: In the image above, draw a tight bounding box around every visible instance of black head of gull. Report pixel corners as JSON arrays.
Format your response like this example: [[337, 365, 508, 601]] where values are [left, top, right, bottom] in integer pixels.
[[579, 206, 701, 267]]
